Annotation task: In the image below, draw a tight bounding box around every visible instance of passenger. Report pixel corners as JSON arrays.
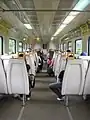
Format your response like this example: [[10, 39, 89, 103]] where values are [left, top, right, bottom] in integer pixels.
[[80, 52, 87, 56], [40, 51, 44, 70], [47, 56, 54, 76], [47, 57, 52, 67], [37, 54, 42, 72], [49, 50, 73, 100], [18, 53, 30, 73]]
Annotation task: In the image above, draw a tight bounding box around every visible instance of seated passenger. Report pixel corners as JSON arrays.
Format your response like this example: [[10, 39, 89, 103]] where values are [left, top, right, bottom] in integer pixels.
[[49, 51, 74, 101], [47, 57, 54, 76], [80, 52, 87, 56], [18, 53, 30, 73]]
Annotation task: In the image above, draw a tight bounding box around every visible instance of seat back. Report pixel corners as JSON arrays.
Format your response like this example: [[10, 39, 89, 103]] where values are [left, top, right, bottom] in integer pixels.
[[7, 59, 29, 95], [79, 56, 90, 60], [1, 55, 12, 73], [83, 61, 90, 95], [54, 54, 61, 76], [62, 59, 85, 95], [53, 54, 58, 72], [0, 58, 7, 94], [26, 55, 36, 75], [58, 56, 66, 74]]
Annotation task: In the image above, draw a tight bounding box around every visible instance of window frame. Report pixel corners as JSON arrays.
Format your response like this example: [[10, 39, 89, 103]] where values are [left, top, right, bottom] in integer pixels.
[[9, 38, 16, 54], [18, 41, 23, 52], [68, 41, 72, 51], [0, 36, 3, 55], [87, 36, 90, 56], [75, 39, 82, 54]]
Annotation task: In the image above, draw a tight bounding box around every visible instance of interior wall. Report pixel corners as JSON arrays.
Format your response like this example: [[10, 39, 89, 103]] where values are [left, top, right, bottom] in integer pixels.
[[48, 42, 56, 50], [34, 43, 42, 50], [82, 34, 90, 53], [59, 36, 84, 53]]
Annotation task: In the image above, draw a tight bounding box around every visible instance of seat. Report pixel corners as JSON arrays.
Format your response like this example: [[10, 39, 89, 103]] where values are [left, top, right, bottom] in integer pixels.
[[79, 56, 89, 73], [1, 55, 12, 73], [0, 58, 7, 94], [61, 59, 86, 106], [53, 54, 60, 73], [53, 53, 58, 72], [58, 56, 66, 74], [26, 55, 36, 76], [79, 56, 90, 60], [55, 56, 66, 82], [7, 59, 29, 105], [83, 61, 90, 95]]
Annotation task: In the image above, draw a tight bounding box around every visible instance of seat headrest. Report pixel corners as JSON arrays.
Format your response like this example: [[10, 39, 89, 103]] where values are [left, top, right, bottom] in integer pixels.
[[18, 52, 25, 59], [67, 52, 74, 60]]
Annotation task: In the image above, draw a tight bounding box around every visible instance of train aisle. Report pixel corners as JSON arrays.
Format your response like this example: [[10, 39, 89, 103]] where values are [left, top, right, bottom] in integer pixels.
[[22, 72, 69, 120], [0, 71, 90, 120]]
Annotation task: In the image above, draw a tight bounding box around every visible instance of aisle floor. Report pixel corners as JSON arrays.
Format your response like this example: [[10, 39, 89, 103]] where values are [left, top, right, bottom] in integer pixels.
[[0, 72, 90, 120]]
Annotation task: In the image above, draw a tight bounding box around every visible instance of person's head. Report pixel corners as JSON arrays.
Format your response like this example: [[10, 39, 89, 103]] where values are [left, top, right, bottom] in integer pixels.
[[80, 52, 87, 56], [66, 50, 71, 53]]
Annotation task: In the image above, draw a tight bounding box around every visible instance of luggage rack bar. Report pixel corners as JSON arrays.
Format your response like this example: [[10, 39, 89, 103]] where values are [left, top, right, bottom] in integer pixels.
[[0, 9, 90, 12]]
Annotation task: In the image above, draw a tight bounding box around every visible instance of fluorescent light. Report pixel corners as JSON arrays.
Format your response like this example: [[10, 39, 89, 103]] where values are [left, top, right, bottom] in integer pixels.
[[24, 24, 32, 29], [51, 37, 54, 41], [65, 38, 69, 41], [54, 24, 66, 36], [23, 38, 26, 41], [52, 0, 90, 38], [63, 15, 76, 24], [37, 37, 40, 41], [69, 11, 80, 16], [73, 0, 90, 11]]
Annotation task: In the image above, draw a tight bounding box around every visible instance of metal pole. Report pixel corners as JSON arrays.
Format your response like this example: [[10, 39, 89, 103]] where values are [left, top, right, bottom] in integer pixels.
[[0, 9, 90, 12]]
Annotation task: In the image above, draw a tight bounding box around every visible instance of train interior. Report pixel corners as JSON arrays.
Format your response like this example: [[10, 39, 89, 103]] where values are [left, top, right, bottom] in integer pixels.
[[0, 0, 90, 120]]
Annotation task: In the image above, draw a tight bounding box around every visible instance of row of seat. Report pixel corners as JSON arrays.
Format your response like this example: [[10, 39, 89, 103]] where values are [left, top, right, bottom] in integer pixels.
[[52, 52, 90, 106], [53, 52, 66, 82], [0, 51, 41, 104], [0, 58, 29, 105]]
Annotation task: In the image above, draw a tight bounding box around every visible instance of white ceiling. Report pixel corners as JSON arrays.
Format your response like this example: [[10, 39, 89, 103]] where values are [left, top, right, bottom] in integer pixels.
[[33, 0, 60, 42], [58, 5, 90, 39], [0, 0, 90, 44]]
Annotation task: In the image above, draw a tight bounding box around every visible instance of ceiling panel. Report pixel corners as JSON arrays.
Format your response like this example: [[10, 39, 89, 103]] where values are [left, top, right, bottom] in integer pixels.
[[19, 0, 34, 8], [52, 0, 78, 34], [58, 5, 90, 39]]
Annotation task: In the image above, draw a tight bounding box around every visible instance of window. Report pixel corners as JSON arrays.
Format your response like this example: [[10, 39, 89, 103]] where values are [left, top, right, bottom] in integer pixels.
[[88, 37, 90, 55], [68, 42, 72, 51], [0, 36, 3, 55], [19, 41, 23, 52], [75, 39, 82, 55], [9, 39, 16, 54]]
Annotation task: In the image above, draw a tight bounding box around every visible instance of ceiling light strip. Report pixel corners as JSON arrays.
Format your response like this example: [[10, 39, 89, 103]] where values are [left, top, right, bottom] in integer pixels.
[[52, 0, 90, 38]]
